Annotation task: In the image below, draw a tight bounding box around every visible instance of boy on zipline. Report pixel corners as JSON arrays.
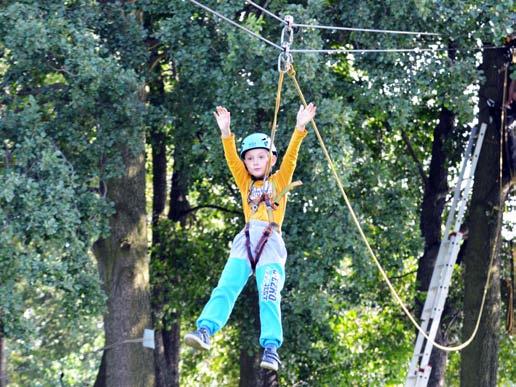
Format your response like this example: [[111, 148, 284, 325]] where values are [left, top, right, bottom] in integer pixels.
[[184, 103, 316, 371]]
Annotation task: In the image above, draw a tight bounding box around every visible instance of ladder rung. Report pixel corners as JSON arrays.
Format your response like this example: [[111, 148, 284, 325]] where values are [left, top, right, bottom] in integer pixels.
[[429, 285, 449, 291], [424, 306, 443, 314], [411, 352, 429, 360]]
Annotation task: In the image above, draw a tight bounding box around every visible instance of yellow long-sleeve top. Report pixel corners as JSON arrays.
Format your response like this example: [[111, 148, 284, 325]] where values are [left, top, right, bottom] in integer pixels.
[[222, 129, 308, 229]]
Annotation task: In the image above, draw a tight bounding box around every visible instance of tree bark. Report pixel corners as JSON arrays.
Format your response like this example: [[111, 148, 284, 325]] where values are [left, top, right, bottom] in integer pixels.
[[261, 370, 280, 387], [239, 347, 261, 387], [414, 106, 455, 386], [237, 283, 279, 387], [460, 46, 510, 387], [93, 142, 155, 387], [150, 124, 176, 387], [0, 322, 5, 387], [159, 153, 193, 385], [151, 128, 167, 231], [238, 346, 280, 387], [143, 12, 178, 385], [151, 137, 193, 386]]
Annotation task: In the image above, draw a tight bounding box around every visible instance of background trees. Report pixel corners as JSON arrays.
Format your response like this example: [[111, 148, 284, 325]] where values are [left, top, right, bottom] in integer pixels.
[[0, 0, 514, 385]]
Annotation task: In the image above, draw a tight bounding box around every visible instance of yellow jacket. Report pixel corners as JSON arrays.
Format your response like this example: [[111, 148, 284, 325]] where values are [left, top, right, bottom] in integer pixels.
[[222, 129, 307, 228]]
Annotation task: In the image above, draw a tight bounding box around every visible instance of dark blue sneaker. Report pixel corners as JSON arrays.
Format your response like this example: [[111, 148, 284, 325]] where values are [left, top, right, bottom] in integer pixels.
[[184, 327, 211, 351], [260, 346, 281, 371]]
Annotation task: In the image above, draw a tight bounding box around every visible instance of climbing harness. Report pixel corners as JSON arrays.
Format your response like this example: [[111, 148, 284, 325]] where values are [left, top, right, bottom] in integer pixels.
[[247, 179, 277, 212], [244, 222, 278, 272]]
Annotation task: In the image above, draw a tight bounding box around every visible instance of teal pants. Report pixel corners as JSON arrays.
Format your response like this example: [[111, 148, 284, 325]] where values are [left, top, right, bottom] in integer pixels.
[[197, 258, 285, 348]]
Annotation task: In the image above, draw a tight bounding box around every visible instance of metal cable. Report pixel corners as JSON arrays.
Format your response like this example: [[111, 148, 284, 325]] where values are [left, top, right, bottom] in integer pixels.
[[244, 0, 440, 36], [245, 0, 286, 24], [291, 47, 447, 54], [291, 45, 506, 55], [187, 0, 505, 57], [188, 0, 282, 50], [293, 22, 440, 36]]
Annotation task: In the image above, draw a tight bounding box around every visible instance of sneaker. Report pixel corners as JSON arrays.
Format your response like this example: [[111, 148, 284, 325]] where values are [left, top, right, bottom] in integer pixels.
[[184, 327, 211, 351], [260, 346, 281, 371]]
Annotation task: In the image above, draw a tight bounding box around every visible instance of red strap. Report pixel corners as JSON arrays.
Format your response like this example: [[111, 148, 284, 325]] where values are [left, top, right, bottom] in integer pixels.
[[244, 223, 255, 270], [244, 223, 274, 272]]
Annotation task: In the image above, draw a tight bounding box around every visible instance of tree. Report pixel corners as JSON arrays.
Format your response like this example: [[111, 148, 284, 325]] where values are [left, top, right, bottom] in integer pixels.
[[460, 44, 513, 387], [1, 0, 514, 384], [1, 1, 154, 384], [90, 2, 155, 385]]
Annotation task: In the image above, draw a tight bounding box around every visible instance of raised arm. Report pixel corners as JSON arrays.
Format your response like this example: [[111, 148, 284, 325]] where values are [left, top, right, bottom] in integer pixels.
[[295, 103, 316, 132], [214, 106, 231, 138], [275, 103, 316, 185], [215, 106, 249, 190]]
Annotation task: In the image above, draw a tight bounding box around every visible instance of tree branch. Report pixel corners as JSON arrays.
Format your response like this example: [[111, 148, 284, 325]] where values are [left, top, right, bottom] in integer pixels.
[[16, 83, 68, 97], [388, 269, 417, 280], [399, 127, 428, 187]]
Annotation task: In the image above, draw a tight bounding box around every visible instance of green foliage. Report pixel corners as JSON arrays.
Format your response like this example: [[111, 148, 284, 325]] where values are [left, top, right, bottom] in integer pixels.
[[1, 0, 146, 383], [161, 0, 514, 384], [1, 0, 514, 384]]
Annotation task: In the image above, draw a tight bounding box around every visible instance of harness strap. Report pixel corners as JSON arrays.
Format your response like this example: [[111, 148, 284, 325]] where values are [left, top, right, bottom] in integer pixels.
[[244, 223, 276, 272], [274, 180, 303, 207], [244, 223, 255, 270]]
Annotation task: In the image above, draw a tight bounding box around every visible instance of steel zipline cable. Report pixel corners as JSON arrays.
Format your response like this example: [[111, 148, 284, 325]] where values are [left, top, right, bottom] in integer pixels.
[[292, 21, 440, 36], [188, 0, 282, 50], [245, 0, 440, 36], [187, 0, 505, 56], [291, 47, 448, 54], [245, 0, 287, 25]]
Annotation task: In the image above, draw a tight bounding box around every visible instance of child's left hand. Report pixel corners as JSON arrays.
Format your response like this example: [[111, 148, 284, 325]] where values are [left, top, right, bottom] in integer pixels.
[[296, 103, 317, 131]]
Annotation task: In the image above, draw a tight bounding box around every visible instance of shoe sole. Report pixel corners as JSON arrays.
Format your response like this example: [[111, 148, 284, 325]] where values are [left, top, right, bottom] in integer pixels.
[[260, 361, 278, 372], [184, 333, 210, 351]]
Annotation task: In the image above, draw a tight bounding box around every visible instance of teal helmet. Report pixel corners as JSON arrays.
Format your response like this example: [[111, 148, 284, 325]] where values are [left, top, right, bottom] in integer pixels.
[[240, 133, 277, 158]]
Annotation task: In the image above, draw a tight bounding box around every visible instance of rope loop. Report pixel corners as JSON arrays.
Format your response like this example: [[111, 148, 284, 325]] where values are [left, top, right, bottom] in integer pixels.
[[284, 63, 495, 353]]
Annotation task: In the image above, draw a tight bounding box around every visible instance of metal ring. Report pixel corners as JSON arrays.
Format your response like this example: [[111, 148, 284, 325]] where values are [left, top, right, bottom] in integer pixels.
[[277, 51, 293, 72], [280, 25, 294, 47]]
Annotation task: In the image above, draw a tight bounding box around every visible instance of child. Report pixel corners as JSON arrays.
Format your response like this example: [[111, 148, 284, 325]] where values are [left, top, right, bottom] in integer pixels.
[[184, 103, 316, 371]]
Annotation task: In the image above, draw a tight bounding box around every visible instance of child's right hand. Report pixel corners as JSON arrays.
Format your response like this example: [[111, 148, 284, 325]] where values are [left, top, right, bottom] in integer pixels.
[[214, 106, 231, 137], [296, 102, 316, 131]]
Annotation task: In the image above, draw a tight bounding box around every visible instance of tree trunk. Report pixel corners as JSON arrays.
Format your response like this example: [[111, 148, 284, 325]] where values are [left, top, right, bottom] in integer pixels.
[[150, 125, 176, 387], [0, 322, 5, 387], [160, 162, 193, 385], [414, 106, 455, 386], [143, 13, 178, 385], [151, 143, 193, 387], [238, 348, 280, 387], [261, 370, 280, 387], [239, 348, 261, 387], [238, 283, 281, 387], [460, 46, 510, 387], [93, 142, 155, 387], [151, 129, 167, 230]]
